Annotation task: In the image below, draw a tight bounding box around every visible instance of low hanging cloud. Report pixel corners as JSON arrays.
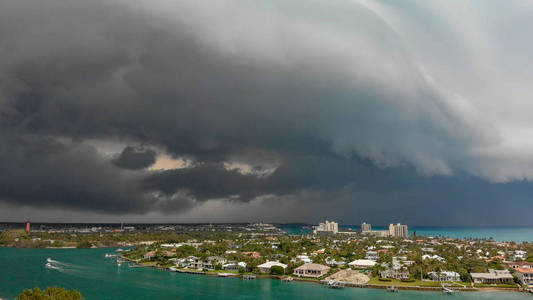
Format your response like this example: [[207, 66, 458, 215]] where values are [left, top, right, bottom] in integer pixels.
[[1, 0, 533, 222]]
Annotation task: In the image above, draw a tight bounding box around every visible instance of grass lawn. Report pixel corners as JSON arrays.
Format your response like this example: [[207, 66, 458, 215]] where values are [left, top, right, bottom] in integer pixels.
[[474, 283, 516, 288], [367, 278, 470, 287]]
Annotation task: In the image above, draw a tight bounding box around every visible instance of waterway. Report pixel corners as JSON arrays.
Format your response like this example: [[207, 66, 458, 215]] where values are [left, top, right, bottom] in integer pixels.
[[0, 247, 531, 300]]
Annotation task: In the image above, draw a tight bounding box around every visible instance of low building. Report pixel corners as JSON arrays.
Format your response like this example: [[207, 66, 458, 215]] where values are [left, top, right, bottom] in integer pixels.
[[514, 268, 533, 287], [257, 261, 287, 273], [427, 271, 460, 282], [470, 269, 513, 284], [293, 263, 330, 278], [348, 259, 376, 269]]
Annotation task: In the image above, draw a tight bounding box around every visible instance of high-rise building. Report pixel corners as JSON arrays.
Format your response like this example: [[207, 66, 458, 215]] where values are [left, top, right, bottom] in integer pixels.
[[314, 220, 338, 234], [361, 222, 372, 232], [389, 223, 408, 238]]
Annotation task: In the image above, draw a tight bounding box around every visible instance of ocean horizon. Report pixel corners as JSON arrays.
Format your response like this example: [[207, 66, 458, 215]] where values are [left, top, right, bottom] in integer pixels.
[[278, 224, 533, 242]]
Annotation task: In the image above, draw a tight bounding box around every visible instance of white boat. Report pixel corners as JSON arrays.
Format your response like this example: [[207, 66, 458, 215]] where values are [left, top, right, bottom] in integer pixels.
[[217, 273, 234, 277], [281, 276, 293, 282], [169, 267, 178, 272], [387, 286, 397, 292], [115, 248, 124, 252], [442, 287, 454, 295], [105, 253, 117, 258]]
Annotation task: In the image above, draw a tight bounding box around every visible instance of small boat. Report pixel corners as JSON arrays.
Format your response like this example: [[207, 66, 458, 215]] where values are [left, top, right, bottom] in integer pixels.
[[217, 273, 234, 277], [442, 287, 454, 295], [105, 253, 118, 258], [387, 286, 398, 292], [281, 276, 293, 282], [116, 248, 124, 252], [169, 267, 178, 272], [243, 275, 256, 280]]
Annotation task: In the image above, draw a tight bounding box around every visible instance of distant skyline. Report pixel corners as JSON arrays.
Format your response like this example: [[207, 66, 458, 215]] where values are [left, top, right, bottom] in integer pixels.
[[1, 0, 533, 225]]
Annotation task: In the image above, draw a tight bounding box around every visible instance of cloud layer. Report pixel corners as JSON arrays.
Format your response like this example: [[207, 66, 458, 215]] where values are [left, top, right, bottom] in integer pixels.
[[1, 0, 533, 224]]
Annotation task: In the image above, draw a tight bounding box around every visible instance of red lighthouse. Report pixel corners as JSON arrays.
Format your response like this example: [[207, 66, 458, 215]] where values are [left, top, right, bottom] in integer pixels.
[[26, 221, 30, 233]]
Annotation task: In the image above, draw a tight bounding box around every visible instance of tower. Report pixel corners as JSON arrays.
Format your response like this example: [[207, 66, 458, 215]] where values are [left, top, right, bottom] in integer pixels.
[[26, 220, 30, 233]]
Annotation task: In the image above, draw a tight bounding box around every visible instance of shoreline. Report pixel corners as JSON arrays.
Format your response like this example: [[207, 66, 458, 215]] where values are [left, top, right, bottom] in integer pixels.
[[121, 255, 527, 294]]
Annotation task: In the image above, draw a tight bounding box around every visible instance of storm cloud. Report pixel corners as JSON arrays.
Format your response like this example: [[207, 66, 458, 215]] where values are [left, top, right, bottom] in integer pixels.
[[1, 0, 533, 224], [112, 146, 157, 170]]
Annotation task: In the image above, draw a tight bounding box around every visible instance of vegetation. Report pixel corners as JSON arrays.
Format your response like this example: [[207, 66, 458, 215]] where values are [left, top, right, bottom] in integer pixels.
[[17, 287, 83, 300]]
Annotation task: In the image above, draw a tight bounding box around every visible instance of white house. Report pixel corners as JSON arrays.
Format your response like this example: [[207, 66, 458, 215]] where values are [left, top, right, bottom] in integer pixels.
[[427, 271, 461, 282], [257, 261, 287, 273], [348, 259, 376, 268]]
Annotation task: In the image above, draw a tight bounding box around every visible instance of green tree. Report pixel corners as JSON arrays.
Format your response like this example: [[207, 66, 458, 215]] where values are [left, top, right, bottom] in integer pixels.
[[17, 287, 84, 300], [270, 266, 284, 275], [76, 241, 92, 248]]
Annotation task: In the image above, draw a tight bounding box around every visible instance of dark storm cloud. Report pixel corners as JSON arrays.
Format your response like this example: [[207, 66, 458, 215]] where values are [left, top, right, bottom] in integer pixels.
[[0, 0, 532, 223], [112, 146, 156, 170], [0, 132, 152, 213]]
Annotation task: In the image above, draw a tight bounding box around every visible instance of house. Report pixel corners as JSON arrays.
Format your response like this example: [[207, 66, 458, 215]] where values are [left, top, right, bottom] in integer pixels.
[[470, 269, 513, 284], [380, 267, 410, 280], [143, 251, 155, 259], [293, 263, 330, 278], [242, 251, 261, 259], [427, 271, 461, 282], [422, 254, 445, 262], [296, 255, 312, 264], [514, 268, 533, 287], [223, 261, 247, 271], [507, 261, 533, 270], [365, 251, 378, 261], [257, 261, 287, 273], [348, 259, 376, 269], [325, 257, 346, 267]]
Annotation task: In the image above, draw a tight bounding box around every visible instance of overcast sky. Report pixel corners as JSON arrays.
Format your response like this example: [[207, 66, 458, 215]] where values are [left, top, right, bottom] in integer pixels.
[[1, 0, 533, 225]]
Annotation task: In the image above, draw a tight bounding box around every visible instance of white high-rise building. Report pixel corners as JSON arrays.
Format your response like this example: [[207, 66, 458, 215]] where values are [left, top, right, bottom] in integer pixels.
[[314, 220, 338, 234], [361, 222, 372, 232], [389, 223, 408, 238]]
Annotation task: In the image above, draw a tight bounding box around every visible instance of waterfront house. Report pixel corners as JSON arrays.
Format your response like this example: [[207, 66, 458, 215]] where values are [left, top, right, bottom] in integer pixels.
[[380, 267, 409, 280], [257, 261, 287, 273], [223, 261, 247, 271], [293, 263, 330, 278], [470, 269, 513, 284], [427, 271, 460, 282], [514, 268, 533, 287]]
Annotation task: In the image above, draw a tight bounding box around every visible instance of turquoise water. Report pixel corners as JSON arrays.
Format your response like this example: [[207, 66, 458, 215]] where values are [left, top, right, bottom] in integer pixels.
[[277, 224, 533, 242], [0, 247, 531, 300]]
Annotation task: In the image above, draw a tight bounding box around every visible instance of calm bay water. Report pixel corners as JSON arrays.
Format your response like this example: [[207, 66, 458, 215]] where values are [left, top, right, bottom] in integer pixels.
[[278, 225, 533, 242], [0, 247, 531, 300]]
